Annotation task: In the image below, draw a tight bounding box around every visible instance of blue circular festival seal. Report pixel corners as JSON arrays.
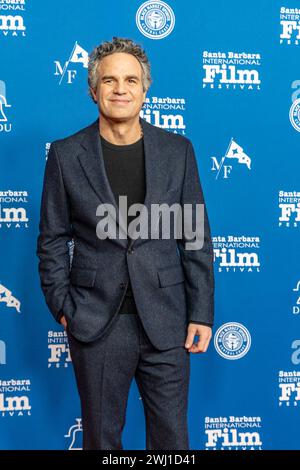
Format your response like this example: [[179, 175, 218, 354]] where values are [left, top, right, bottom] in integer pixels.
[[289, 98, 300, 132], [214, 322, 251, 360], [136, 1, 175, 40]]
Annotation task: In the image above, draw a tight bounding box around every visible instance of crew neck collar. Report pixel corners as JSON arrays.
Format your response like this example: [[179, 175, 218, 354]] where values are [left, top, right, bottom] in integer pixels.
[[100, 133, 143, 151]]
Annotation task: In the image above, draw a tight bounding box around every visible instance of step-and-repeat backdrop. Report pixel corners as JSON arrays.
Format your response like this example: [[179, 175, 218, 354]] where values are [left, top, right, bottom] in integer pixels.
[[1, 0, 300, 450]]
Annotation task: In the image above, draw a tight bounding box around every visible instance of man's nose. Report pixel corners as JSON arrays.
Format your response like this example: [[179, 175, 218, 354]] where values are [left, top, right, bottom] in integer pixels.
[[113, 81, 127, 94]]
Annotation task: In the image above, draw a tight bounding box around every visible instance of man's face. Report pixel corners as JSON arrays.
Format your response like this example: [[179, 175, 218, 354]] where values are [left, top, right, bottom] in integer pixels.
[[91, 52, 147, 122]]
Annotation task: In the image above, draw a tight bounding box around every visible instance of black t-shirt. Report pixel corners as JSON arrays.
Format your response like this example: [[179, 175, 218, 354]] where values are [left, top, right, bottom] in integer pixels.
[[100, 134, 145, 314]]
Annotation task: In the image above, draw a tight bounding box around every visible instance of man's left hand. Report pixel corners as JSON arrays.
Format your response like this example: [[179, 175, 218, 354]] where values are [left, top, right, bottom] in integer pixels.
[[185, 324, 212, 354]]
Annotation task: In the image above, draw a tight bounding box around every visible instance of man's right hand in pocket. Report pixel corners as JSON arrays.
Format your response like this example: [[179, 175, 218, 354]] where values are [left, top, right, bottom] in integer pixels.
[[60, 315, 67, 330]]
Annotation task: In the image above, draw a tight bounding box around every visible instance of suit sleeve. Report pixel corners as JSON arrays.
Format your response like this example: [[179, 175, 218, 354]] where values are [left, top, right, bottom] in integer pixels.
[[36, 142, 73, 323], [177, 139, 215, 325], [189, 321, 213, 327]]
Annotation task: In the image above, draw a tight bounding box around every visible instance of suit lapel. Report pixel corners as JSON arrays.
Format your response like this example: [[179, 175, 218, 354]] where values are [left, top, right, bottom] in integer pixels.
[[128, 117, 165, 248], [77, 117, 165, 249]]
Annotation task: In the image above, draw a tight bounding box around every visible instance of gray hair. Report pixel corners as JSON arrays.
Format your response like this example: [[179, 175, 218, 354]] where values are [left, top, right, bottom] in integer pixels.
[[88, 37, 152, 102]]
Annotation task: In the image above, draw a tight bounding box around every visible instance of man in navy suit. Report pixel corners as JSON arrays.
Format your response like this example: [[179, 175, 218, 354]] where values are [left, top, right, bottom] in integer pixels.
[[37, 37, 214, 450]]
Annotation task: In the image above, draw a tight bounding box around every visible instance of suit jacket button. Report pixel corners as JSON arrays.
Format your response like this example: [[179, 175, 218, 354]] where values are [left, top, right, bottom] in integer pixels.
[[127, 247, 134, 254], [119, 282, 126, 289]]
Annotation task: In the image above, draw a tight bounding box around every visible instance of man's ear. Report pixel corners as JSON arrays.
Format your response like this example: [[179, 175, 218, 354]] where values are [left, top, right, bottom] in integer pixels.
[[90, 87, 97, 103]]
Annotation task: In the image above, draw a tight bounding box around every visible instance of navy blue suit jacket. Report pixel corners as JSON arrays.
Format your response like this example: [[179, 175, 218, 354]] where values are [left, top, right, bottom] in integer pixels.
[[37, 117, 214, 350]]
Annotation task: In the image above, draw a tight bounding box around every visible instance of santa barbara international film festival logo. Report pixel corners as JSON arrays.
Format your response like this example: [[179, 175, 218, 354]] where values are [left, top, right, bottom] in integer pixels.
[[289, 80, 300, 132], [202, 51, 261, 90], [54, 41, 88, 85], [292, 280, 300, 315], [278, 370, 300, 407], [0, 190, 29, 229], [214, 323, 251, 360], [213, 235, 260, 273], [0, 80, 12, 133], [140, 96, 186, 135], [278, 342, 300, 406], [280, 6, 300, 45], [0, 0, 26, 37], [136, 1, 175, 40], [204, 416, 263, 450], [0, 378, 31, 417], [48, 330, 71, 369], [278, 190, 300, 228], [211, 138, 252, 180]]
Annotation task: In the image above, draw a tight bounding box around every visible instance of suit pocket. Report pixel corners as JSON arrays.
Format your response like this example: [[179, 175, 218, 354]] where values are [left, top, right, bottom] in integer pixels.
[[70, 267, 97, 287], [160, 188, 180, 203], [157, 264, 185, 287]]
